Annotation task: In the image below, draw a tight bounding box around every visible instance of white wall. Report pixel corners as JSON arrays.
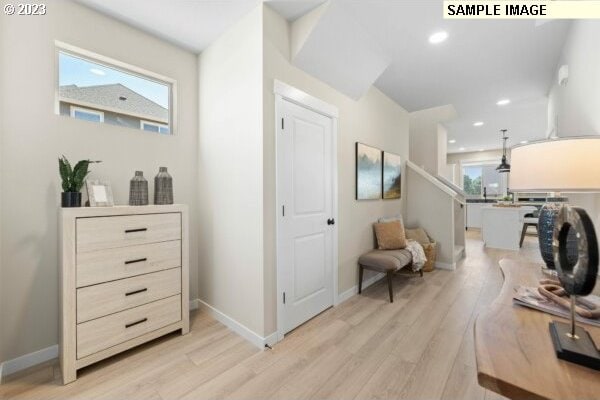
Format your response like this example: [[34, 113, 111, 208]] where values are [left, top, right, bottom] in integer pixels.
[[409, 105, 457, 176], [197, 7, 265, 336], [546, 21, 600, 229], [437, 125, 449, 177], [405, 167, 454, 267], [0, 9, 5, 365], [547, 21, 600, 138], [409, 117, 438, 174], [263, 5, 410, 335], [0, 0, 199, 363]]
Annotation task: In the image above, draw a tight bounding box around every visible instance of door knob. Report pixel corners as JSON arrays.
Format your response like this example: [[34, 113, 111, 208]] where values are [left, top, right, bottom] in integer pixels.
[[327, 218, 335, 225]]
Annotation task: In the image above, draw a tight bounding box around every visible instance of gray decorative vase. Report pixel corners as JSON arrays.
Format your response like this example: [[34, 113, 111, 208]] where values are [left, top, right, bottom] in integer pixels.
[[154, 167, 173, 205], [129, 171, 149, 206]]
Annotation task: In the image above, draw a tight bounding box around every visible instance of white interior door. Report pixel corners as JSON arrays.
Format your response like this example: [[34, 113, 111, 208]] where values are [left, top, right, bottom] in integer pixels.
[[278, 99, 335, 335]]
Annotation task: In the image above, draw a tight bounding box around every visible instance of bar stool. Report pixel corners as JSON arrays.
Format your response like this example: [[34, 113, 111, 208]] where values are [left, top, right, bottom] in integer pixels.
[[520, 212, 539, 248]]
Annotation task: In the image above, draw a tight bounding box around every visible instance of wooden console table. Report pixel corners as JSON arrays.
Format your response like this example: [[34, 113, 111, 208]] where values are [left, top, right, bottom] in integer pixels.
[[474, 259, 600, 400]]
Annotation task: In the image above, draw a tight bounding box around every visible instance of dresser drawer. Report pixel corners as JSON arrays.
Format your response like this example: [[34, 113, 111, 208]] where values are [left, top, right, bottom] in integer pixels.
[[77, 295, 181, 359], [77, 213, 181, 253], [76, 240, 181, 288], [77, 268, 181, 323]]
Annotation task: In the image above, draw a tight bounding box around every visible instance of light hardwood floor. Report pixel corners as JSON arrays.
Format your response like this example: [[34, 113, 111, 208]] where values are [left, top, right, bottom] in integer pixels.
[[1, 230, 544, 400]]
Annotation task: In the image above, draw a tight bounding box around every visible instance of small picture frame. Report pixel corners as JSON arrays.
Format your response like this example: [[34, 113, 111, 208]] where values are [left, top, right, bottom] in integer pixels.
[[86, 179, 114, 207]]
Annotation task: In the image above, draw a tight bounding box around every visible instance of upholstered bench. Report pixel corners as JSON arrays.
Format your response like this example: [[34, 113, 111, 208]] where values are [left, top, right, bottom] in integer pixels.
[[358, 249, 423, 303]]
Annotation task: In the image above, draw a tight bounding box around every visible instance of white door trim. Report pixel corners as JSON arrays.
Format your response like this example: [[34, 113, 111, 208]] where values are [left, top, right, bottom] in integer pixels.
[[274, 80, 339, 342]]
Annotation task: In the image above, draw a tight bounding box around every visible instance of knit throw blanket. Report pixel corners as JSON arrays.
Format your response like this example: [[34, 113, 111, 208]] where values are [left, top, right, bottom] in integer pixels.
[[406, 239, 426, 271]]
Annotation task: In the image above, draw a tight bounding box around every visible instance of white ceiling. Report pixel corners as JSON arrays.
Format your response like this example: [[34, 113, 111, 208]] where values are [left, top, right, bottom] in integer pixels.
[[292, 1, 391, 99], [266, 0, 325, 21], [77, 0, 571, 153], [312, 1, 571, 153], [76, 0, 325, 52], [76, 0, 262, 53]]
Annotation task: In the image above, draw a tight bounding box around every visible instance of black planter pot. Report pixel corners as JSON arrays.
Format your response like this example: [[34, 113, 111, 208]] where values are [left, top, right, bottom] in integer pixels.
[[61, 192, 82, 208]]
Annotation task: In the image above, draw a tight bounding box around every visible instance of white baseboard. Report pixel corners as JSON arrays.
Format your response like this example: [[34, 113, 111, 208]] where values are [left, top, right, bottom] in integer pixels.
[[0, 344, 58, 381], [336, 272, 385, 305], [197, 299, 273, 350], [0, 299, 200, 382], [435, 261, 456, 271], [189, 299, 200, 311]]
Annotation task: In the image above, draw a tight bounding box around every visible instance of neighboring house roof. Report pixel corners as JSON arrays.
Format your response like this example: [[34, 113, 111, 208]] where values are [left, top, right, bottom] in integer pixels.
[[59, 83, 168, 123]]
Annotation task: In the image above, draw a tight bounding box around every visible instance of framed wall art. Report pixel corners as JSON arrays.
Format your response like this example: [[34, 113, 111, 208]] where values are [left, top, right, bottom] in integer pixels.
[[383, 151, 402, 199], [356, 142, 382, 200]]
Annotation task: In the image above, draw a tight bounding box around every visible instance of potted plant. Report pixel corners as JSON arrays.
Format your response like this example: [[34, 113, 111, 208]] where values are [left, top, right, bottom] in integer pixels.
[[58, 156, 101, 207]]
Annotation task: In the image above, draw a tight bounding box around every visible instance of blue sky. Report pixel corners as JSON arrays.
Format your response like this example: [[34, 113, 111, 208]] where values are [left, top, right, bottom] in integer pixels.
[[464, 166, 482, 179], [59, 52, 169, 109]]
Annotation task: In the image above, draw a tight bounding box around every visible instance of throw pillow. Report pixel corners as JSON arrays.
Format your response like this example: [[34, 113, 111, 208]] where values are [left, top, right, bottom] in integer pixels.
[[374, 220, 407, 250], [405, 227, 430, 245]]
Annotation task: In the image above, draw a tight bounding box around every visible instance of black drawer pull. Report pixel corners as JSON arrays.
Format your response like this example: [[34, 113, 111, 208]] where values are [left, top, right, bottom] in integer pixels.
[[124, 258, 147, 265], [125, 228, 147, 233], [125, 288, 148, 296], [125, 318, 147, 328]]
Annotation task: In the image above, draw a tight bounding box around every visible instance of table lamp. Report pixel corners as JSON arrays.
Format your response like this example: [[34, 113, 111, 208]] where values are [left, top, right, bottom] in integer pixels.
[[511, 137, 600, 270], [511, 137, 600, 370]]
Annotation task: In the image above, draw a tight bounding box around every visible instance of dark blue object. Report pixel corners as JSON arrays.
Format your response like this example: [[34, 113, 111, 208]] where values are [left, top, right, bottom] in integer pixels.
[[61, 192, 81, 208], [538, 203, 578, 269]]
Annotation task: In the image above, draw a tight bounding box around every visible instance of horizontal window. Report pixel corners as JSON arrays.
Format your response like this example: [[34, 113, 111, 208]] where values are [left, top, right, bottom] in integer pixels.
[[70, 106, 104, 123], [56, 43, 175, 135], [141, 120, 170, 135]]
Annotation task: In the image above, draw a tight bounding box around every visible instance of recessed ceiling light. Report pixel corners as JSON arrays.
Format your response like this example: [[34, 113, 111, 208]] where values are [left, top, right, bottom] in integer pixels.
[[90, 68, 106, 76], [459, 147, 466, 151], [473, 122, 484, 127], [428, 31, 448, 44], [448, 139, 456, 144], [520, 140, 528, 144], [496, 98, 511, 106]]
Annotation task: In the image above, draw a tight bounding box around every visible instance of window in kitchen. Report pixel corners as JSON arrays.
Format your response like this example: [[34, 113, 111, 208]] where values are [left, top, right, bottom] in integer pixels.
[[462, 163, 505, 197]]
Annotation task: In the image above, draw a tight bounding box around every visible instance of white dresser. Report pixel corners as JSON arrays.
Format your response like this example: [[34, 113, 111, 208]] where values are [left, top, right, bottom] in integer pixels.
[[59, 205, 189, 384]]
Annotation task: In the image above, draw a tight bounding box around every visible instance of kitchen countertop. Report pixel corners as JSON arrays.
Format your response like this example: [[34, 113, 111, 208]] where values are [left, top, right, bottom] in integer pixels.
[[466, 199, 498, 203]]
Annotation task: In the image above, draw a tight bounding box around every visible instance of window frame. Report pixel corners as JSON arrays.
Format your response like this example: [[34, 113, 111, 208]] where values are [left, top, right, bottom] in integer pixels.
[[140, 120, 170, 135], [461, 160, 506, 199], [54, 41, 177, 135], [70, 105, 105, 123]]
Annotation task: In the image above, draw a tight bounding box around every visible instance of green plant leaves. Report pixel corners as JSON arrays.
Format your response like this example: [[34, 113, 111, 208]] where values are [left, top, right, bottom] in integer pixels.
[[58, 156, 101, 193]]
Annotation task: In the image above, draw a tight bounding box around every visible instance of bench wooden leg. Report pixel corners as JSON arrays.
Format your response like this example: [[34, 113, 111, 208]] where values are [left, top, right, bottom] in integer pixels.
[[419, 269, 424, 277], [387, 271, 394, 303], [358, 265, 364, 294]]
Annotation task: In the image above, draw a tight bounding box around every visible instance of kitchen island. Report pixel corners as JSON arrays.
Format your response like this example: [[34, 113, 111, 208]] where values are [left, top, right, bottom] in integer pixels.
[[481, 205, 537, 250]]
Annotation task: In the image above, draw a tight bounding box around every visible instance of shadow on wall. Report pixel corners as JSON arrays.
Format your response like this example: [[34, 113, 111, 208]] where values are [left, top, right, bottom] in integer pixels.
[[6, 183, 59, 359]]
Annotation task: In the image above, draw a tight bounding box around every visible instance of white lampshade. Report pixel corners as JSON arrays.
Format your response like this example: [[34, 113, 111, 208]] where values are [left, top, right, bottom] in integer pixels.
[[510, 137, 600, 192]]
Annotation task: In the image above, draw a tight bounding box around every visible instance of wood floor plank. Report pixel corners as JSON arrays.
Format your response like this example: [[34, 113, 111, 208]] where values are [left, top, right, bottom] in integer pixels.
[[157, 340, 259, 400], [3, 231, 539, 400], [440, 361, 486, 400], [354, 355, 416, 400]]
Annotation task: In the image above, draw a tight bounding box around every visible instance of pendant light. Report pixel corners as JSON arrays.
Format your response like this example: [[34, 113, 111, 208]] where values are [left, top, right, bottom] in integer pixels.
[[496, 129, 511, 173]]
